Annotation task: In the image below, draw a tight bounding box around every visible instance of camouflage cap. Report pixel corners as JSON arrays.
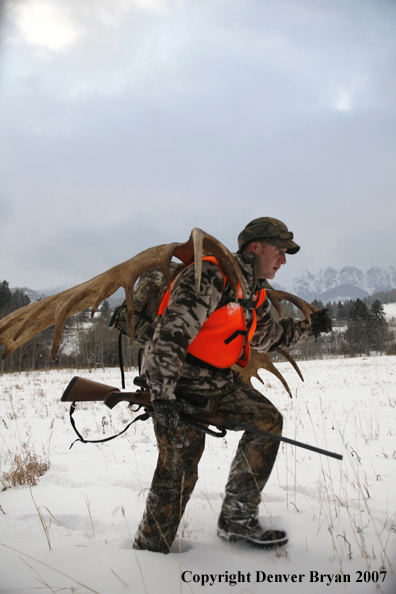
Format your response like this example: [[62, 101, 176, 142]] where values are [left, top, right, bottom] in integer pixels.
[[238, 217, 300, 254]]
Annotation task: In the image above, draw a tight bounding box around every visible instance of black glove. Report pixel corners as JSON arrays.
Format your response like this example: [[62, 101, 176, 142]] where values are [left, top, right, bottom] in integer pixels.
[[152, 399, 199, 429], [310, 308, 333, 335]]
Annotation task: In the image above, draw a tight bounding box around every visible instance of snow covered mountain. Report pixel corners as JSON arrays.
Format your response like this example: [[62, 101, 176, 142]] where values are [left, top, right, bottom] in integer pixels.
[[12, 285, 70, 303], [273, 265, 396, 303]]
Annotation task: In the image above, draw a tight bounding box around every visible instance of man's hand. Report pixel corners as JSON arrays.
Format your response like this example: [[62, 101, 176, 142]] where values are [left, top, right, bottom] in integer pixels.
[[152, 399, 199, 429], [310, 308, 333, 335]]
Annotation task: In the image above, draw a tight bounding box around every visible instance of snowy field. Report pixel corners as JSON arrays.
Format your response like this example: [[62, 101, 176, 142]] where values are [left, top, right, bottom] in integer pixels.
[[0, 357, 395, 594]]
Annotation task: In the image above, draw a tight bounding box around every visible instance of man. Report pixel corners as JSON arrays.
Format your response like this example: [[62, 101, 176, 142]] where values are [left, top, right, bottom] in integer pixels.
[[134, 217, 331, 553]]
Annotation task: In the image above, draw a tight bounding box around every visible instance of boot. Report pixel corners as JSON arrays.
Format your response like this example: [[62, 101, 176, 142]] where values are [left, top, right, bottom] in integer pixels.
[[217, 515, 288, 549]]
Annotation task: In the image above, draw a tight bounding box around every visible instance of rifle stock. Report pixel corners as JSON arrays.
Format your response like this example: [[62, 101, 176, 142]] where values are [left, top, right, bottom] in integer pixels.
[[61, 376, 151, 409], [61, 377, 343, 461]]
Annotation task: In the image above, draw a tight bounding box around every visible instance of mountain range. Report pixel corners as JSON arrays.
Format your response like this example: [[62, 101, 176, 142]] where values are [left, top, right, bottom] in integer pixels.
[[12, 265, 396, 306], [274, 265, 396, 303]]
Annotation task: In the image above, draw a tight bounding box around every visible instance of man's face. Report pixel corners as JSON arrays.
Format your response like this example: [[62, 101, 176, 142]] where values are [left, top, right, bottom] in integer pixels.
[[251, 240, 287, 279]]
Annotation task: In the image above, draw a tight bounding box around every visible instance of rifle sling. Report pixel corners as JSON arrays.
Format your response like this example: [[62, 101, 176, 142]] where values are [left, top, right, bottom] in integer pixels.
[[67, 402, 151, 449], [118, 332, 126, 390]]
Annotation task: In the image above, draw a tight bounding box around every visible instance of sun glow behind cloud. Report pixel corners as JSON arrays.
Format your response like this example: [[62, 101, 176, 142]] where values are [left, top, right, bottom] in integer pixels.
[[9, 0, 182, 54], [11, 2, 78, 52]]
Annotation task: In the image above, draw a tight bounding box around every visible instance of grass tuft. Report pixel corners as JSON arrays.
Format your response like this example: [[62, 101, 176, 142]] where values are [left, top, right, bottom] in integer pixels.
[[1, 445, 50, 490]]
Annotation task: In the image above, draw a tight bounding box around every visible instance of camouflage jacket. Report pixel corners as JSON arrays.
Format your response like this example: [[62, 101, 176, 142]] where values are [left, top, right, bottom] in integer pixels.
[[141, 252, 313, 401]]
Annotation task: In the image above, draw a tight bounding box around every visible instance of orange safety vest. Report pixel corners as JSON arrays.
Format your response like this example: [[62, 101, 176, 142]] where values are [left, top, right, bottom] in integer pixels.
[[158, 257, 266, 369]]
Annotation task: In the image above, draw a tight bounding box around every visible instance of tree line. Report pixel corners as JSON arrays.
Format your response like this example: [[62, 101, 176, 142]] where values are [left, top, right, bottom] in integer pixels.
[[272, 295, 396, 361], [0, 280, 30, 317], [1, 279, 395, 373]]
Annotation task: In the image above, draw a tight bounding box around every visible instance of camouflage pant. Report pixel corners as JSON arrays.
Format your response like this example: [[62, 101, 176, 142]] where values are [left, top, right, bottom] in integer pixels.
[[133, 374, 283, 553]]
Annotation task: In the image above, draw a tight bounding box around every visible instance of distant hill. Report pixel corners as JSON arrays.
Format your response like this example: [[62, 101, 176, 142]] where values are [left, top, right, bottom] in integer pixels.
[[274, 265, 396, 303]]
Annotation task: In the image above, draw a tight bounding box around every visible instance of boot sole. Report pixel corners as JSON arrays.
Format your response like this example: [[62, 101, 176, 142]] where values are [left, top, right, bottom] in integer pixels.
[[217, 529, 288, 549]]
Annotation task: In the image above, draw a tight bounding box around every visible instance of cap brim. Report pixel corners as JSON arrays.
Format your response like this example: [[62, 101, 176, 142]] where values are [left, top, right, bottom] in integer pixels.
[[286, 242, 300, 255], [269, 238, 300, 254]]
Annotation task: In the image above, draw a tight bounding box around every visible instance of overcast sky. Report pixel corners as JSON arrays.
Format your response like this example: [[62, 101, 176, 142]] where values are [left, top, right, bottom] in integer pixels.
[[1, 0, 395, 291]]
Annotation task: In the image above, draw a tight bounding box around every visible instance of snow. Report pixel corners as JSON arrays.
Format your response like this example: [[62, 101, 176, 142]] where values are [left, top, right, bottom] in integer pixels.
[[1, 357, 395, 594], [384, 303, 396, 321]]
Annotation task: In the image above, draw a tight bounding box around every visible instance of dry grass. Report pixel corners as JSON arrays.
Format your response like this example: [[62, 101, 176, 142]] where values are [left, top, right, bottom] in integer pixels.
[[1, 444, 50, 491]]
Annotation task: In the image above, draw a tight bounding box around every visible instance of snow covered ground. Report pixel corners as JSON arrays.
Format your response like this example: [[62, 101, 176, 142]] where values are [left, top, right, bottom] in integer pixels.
[[1, 357, 395, 594]]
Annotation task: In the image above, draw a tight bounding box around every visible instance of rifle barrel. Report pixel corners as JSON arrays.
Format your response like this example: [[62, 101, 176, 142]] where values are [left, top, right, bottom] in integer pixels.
[[185, 413, 343, 461]]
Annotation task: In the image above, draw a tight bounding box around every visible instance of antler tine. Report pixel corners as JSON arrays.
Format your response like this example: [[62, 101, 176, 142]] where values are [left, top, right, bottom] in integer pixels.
[[173, 228, 246, 300], [278, 348, 304, 382], [2, 279, 106, 360], [192, 228, 204, 296], [266, 289, 317, 324], [13, 295, 59, 341], [266, 291, 282, 317], [234, 350, 293, 398], [258, 353, 293, 398], [202, 233, 246, 301], [0, 299, 51, 358], [52, 287, 96, 359]]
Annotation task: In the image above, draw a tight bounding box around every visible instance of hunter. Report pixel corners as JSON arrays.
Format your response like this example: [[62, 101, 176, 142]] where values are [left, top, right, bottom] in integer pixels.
[[133, 217, 332, 553]]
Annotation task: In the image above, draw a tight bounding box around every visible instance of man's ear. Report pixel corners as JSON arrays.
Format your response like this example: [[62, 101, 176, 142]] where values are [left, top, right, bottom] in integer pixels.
[[250, 241, 259, 254]]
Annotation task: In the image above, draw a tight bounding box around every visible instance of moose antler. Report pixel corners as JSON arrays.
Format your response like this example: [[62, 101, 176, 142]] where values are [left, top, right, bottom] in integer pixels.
[[1, 229, 319, 399], [234, 290, 319, 397], [233, 350, 295, 397], [234, 350, 303, 398], [0, 228, 246, 360], [266, 289, 317, 323]]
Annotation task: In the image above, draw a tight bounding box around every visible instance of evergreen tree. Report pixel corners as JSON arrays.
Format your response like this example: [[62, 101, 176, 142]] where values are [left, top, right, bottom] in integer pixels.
[[0, 280, 13, 317], [324, 301, 336, 319], [368, 299, 390, 352], [345, 299, 370, 355], [11, 288, 31, 310], [348, 299, 369, 323], [100, 300, 111, 322], [0, 281, 31, 318], [336, 301, 347, 324], [369, 299, 386, 325], [311, 299, 324, 309]]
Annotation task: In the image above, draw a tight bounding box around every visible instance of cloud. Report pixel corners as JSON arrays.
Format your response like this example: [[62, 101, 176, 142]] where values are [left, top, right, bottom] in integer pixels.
[[11, 1, 78, 52], [6, 0, 182, 57], [0, 0, 395, 288]]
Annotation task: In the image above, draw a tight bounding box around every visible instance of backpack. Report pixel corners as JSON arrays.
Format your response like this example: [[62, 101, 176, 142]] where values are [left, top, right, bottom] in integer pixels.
[[109, 262, 186, 345]]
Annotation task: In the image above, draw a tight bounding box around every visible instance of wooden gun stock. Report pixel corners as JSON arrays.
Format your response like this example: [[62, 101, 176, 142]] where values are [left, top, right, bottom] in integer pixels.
[[61, 376, 151, 410]]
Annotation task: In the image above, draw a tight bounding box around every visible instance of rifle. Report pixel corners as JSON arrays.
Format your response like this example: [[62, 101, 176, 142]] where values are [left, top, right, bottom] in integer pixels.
[[61, 376, 343, 461]]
